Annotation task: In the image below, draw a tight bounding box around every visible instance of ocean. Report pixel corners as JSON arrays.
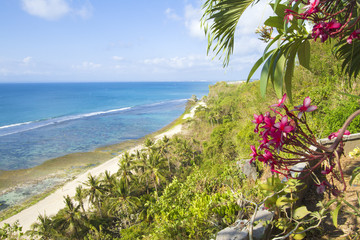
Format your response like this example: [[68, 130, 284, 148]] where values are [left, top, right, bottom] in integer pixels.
[[0, 82, 211, 170]]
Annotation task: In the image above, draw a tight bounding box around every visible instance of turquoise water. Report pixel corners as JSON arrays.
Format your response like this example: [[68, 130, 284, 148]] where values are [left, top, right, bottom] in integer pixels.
[[0, 82, 211, 170]]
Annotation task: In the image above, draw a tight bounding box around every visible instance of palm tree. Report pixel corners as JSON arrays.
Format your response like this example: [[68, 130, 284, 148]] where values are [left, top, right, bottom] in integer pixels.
[[106, 178, 140, 227], [84, 174, 104, 217], [30, 214, 56, 240], [101, 170, 116, 192], [117, 151, 134, 186], [145, 150, 167, 192], [52, 195, 84, 239], [74, 185, 87, 216]]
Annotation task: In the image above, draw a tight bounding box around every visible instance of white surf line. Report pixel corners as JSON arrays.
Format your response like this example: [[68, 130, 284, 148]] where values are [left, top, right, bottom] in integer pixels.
[[1, 101, 204, 232]]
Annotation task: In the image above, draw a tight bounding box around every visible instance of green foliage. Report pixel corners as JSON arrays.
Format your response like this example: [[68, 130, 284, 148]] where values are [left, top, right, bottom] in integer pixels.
[[201, 0, 256, 67], [26, 42, 360, 239], [0, 221, 25, 240]]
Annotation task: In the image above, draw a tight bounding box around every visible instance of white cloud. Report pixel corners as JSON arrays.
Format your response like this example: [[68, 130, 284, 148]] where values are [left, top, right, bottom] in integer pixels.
[[72, 61, 101, 70], [75, 2, 93, 19], [22, 56, 32, 64], [184, 4, 204, 40], [112, 56, 124, 61], [235, 2, 273, 36], [165, 8, 181, 21], [21, 0, 93, 20], [21, 0, 71, 20], [144, 55, 215, 70]]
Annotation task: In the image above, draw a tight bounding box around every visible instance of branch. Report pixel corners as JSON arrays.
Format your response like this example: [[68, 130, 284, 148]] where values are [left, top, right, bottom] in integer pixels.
[[326, 109, 360, 152]]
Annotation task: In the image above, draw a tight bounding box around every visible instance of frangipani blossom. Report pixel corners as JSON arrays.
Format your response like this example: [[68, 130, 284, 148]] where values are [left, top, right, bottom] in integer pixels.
[[284, 9, 294, 23], [347, 29, 360, 44], [303, 0, 320, 13], [328, 129, 351, 140], [252, 114, 264, 133], [250, 145, 258, 163], [271, 93, 287, 109], [274, 116, 294, 134], [293, 96, 317, 118]]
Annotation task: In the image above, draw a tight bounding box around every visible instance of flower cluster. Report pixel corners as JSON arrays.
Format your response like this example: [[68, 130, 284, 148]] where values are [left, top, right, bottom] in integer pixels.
[[250, 94, 351, 195], [284, 0, 360, 44]]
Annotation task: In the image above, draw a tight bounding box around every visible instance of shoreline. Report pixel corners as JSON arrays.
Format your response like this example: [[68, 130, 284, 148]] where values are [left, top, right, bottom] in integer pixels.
[[0, 100, 202, 232]]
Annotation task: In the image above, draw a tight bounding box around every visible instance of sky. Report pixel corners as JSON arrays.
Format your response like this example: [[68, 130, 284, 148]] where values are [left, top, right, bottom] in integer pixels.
[[0, 0, 272, 83]]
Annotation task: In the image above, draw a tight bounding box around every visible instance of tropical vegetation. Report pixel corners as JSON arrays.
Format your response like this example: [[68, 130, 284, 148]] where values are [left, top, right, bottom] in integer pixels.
[[0, 40, 359, 239]]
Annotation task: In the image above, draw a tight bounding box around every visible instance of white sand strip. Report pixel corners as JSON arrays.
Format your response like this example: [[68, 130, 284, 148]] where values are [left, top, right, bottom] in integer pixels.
[[1, 101, 204, 232]]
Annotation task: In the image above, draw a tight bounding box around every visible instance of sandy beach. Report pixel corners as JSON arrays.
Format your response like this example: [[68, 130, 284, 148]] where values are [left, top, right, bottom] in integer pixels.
[[0, 101, 204, 232]]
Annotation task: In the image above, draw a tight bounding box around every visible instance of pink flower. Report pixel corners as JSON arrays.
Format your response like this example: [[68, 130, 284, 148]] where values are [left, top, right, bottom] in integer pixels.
[[268, 130, 284, 151], [259, 134, 270, 149], [293, 96, 317, 118], [303, 0, 320, 14], [271, 93, 287, 108], [328, 129, 351, 140], [252, 114, 264, 133], [274, 116, 294, 134], [311, 20, 341, 42], [261, 115, 277, 135], [347, 29, 360, 44], [250, 145, 258, 163], [327, 20, 342, 31], [284, 9, 294, 23], [258, 150, 274, 164]]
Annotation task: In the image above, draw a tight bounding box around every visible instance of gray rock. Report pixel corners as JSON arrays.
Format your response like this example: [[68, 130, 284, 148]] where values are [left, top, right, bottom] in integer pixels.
[[237, 159, 258, 181], [216, 220, 249, 240], [252, 209, 274, 240]]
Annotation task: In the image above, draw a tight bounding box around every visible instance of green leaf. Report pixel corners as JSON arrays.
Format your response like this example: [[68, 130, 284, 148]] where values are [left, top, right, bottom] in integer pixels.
[[270, 3, 288, 18], [273, 54, 285, 98], [350, 167, 360, 186], [259, 183, 273, 191], [264, 16, 284, 29], [293, 206, 311, 220], [331, 203, 342, 227], [292, 227, 306, 240], [297, 40, 310, 70], [260, 56, 272, 97], [284, 43, 299, 102], [343, 199, 360, 217], [272, 0, 282, 13], [276, 196, 296, 207]]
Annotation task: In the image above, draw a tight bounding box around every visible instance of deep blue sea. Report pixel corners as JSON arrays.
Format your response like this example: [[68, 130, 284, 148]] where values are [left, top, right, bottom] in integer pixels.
[[0, 82, 211, 170]]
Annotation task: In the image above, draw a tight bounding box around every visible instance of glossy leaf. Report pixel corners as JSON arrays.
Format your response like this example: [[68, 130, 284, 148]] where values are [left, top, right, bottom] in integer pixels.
[[297, 40, 310, 70], [260, 56, 272, 97], [293, 206, 311, 220], [284, 42, 300, 102], [273, 54, 286, 98], [331, 202, 342, 227], [264, 16, 284, 29]]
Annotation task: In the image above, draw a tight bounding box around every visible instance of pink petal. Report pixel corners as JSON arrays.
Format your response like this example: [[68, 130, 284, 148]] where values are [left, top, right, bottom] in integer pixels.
[[297, 112, 303, 119], [305, 105, 317, 112], [283, 126, 294, 133], [303, 96, 311, 107], [281, 116, 288, 124]]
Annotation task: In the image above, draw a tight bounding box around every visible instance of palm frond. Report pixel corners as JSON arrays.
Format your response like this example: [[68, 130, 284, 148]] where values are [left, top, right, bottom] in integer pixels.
[[201, 0, 256, 67]]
